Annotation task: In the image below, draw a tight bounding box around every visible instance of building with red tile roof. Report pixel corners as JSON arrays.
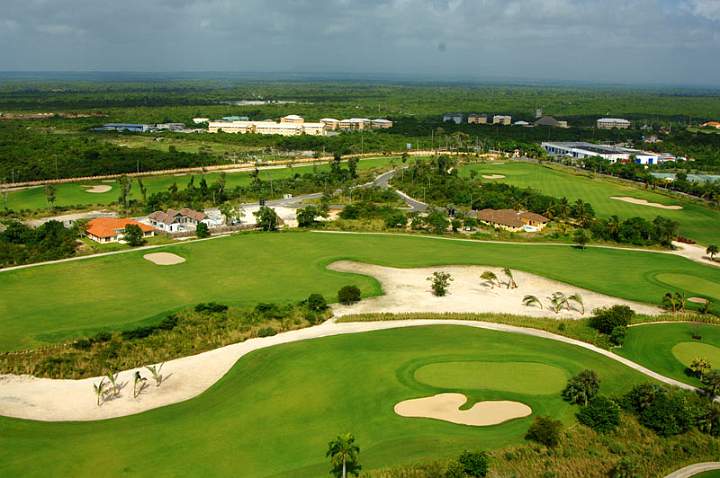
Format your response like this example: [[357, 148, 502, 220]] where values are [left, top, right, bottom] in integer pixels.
[[86, 218, 155, 243]]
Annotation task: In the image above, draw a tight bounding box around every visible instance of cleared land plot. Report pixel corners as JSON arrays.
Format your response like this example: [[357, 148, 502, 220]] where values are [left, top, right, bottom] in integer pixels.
[[0, 326, 656, 477], [3, 156, 400, 211], [1, 231, 720, 351], [460, 162, 720, 245], [619, 323, 720, 386]]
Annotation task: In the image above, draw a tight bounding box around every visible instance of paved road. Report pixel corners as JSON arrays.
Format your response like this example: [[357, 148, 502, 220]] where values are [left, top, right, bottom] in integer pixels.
[[665, 463, 720, 478], [372, 168, 428, 212]]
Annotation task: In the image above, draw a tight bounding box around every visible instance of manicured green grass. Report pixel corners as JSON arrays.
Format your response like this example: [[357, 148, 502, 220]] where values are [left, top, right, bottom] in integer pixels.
[[4, 156, 398, 211], [696, 471, 720, 478], [618, 323, 720, 385], [2, 231, 720, 351], [0, 326, 656, 477], [461, 161, 720, 245], [654, 273, 720, 300]]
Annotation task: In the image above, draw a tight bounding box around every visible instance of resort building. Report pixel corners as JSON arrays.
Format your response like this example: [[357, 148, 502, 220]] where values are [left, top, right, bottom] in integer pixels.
[[146, 208, 208, 233], [338, 118, 372, 130], [371, 118, 394, 129], [702, 121, 720, 129], [280, 114, 305, 124], [320, 118, 340, 130], [468, 114, 488, 124], [86, 218, 155, 243], [208, 118, 326, 136], [443, 113, 464, 124], [99, 123, 153, 133], [534, 116, 569, 128], [492, 115, 512, 125], [475, 209, 549, 233], [597, 118, 631, 129], [542, 141, 676, 165]]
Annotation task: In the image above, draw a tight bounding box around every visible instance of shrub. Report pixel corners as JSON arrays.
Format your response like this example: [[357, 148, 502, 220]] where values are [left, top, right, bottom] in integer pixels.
[[525, 416, 563, 448], [257, 327, 277, 338], [338, 285, 362, 305], [195, 302, 229, 313], [196, 222, 210, 238], [562, 370, 600, 405], [610, 325, 627, 346], [623, 383, 666, 414], [307, 293, 328, 312], [612, 457, 640, 478], [576, 396, 621, 433], [640, 390, 693, 436], [72, 338, 92, 350], [445, 461, 465, 478], [588, 305, 635, 335], [92, 331, 112, 343], [428, 271, 453, 297], [457, 451, 489, 477], [158, 315, 180, 330], [701, 369, 720, 397], [384, 211, 407, 229], [121, 326, 156, 341], [688, 358, 712, 378]]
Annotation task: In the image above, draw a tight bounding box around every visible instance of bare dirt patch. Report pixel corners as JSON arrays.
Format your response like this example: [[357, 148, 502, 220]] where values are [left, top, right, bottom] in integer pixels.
[[611, 196, 682, 210], [482, 174, 506, 179], [143, 252, 186, 265], [84, 185, 112, 194], [394, 393, 531, 426], [329, 262, 660, 319]]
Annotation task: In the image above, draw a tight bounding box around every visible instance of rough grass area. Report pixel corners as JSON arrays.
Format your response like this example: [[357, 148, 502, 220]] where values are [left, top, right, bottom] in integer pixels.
[[460, 161, 720, 245], [2, 231, 720, 351], [0, 326, 656, 477]]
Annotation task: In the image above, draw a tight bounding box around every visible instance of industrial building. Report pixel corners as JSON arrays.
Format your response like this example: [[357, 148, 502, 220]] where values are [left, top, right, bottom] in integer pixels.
[[542, 142, 676, 165], [99, 123, 153, 133], [597, 118, 631, 129]]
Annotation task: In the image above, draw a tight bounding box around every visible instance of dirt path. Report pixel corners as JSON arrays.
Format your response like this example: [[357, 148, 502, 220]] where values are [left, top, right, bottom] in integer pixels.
[[330, 261, 660, 318], [0, 317, 696, 422], [664, 463, 720, 478]]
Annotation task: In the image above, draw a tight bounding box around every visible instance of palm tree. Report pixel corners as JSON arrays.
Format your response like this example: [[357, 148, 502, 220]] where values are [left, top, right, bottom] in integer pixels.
[[93, 378, 106, 407], [503, 267, 517, 289], [522, 295, 543, 309], [567, 293, 585, 314], [133, 371, 147, 398], [707, 245, 719, 261], [549, 292, 568, 314], [662, 292, 678, 315], [146, 363, 164, 387], [106, 371, 120, 398], [326, 433, 361, 478], [480, 271, 498, 288]]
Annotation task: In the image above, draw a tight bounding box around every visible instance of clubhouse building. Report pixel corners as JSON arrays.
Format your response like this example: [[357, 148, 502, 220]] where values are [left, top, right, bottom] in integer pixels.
[[86, 218, 155, 243]]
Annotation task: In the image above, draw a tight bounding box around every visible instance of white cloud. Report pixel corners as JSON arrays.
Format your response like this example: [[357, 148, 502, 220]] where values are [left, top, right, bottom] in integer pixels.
[[685, 0, 720, 21]]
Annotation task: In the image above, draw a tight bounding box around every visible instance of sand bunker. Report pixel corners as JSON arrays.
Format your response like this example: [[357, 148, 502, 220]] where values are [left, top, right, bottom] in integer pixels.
[[482, 174, 506, 179], [143, 252, 186, 265], [688, 297, 709, 304], [84, 185, 112, 193], [611, 196, 682, 210], [394, 393, 531, 426], [330, 262, 660, 319]]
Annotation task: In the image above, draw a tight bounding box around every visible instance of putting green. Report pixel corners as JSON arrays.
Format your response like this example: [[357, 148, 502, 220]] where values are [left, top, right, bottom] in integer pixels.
[[672, 342, 720, 368], [414, 361, 567, 395], [654, 273, 720, 299], [3, 231, 720, 351], [619, 323, 720, 386], [0, 326, 657, 477]]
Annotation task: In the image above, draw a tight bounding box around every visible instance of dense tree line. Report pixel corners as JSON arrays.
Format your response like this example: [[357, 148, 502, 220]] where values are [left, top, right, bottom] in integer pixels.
[[0, 220, 79, 267]]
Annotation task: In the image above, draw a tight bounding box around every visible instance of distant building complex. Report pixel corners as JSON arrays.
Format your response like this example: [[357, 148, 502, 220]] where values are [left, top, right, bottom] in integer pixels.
[[597, 118, 631, 129], [207, 115, 392, 136], [542, 141, 677, 165]]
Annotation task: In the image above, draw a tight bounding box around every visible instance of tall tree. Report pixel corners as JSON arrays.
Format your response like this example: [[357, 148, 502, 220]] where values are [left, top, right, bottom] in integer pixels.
[[326, 433, 361, 478], [44, 184, 56, 209]]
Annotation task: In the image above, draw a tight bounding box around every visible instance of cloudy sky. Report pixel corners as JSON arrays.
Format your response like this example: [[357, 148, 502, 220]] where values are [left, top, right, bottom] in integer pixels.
[[1, 0, 719, 85]]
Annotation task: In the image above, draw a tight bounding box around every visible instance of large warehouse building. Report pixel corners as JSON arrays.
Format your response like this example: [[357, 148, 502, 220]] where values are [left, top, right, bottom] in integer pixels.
[[542, 142, 676, 165]]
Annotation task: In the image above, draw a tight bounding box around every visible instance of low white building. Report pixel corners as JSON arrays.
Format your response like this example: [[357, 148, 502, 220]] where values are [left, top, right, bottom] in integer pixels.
[[492, 115, 512, 125], [192, 117, 209, 124], [597, 118, 631, 129], [146, 208, 208, 233], [443, 113, 464, 124], [208, 119, 326, 136], [542, 141, 676, 165]]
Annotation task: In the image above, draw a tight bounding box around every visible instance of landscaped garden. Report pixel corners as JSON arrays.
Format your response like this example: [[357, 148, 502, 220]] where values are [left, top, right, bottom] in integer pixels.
[[2, 230, 720, 351]]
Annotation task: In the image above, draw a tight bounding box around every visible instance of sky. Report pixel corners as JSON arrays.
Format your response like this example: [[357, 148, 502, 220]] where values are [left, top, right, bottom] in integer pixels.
[[1, 0, 719, 85]]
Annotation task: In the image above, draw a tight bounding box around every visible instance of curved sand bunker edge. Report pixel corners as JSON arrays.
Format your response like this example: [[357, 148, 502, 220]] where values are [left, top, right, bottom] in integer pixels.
[[84, 185, 113, 193], [610, 196, 682, 210], [143, 252, 186, 265], [394, 393, 531, 426]]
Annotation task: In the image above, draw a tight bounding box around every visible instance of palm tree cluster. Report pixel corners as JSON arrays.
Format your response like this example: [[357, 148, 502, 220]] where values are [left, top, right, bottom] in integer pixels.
[[522, 292, 584, 314], [91, 363, 166, 406]]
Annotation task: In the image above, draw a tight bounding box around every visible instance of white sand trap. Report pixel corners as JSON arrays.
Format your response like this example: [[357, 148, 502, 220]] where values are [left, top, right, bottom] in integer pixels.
[[688, 297, 709, 304], [330, 262, 660, 319], [84, 185, 112, 193], [395, 393, 531, 426], [482, 174, 506, 179], [611, 196, 682, 210], [143, 252, 186, 265]]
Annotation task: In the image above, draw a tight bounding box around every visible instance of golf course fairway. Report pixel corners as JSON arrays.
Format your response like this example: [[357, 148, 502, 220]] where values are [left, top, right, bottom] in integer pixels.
[[2, 231, 720, 351], [0, 325, 657, 477]]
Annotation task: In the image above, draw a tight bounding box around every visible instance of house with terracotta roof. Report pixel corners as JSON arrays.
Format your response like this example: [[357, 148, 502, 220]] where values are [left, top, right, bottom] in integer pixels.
[[146, 208, 207, 233], [702, 121, 720, 130], [86, 218, 155, 243], [474, 209, 549, 232]]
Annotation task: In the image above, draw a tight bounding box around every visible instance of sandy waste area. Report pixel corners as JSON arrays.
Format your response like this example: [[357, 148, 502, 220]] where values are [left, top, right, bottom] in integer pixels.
[[611, 196, 682, 210], [143, 252, 186, 265], [330, 261, 660, 319], [482, 174, 506, 179], [394, 393, 531, 426]]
